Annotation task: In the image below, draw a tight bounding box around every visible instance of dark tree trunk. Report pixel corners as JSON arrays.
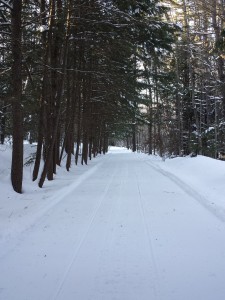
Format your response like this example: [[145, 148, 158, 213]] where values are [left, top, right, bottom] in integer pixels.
[[81, 131, 88, 165], [11, 0, 23, 193], [0, 104, 6, 145], [39, 0, 71, 188], [32, 0, 48, 181], [148, 122, 152, 155], [132, 123, 136, 152], [32, 105, 44, 181], [75, 82, 82, 165]]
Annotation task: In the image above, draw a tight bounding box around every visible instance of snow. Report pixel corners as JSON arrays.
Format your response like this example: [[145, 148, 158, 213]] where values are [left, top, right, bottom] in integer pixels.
[[37, 25, 49, 32], [0, 0, 12, 10], [1, 144, 225, 300]]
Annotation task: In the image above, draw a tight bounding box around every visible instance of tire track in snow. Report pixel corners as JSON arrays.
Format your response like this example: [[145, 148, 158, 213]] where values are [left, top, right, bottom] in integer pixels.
[[134, 167, 161, 300], [53, 162, 119, 300], [144, 159, 225, 223]]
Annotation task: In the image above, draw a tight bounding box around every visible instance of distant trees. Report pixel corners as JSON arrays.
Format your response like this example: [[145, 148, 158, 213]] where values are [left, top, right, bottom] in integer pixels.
[[136, 0, 225, 158], [0, 0, 11, 145]]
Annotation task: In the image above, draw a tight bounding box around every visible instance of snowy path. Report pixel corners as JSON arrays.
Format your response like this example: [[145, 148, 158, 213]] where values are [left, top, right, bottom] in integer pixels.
[[1, 150, 225, 300]]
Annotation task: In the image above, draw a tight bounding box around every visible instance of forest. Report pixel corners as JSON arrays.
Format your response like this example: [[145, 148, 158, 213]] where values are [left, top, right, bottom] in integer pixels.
[[1, 0, 225, 193]]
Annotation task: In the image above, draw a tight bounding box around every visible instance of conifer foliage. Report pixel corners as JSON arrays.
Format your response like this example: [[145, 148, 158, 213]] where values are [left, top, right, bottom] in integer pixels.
[[0, 0, 176, 192]]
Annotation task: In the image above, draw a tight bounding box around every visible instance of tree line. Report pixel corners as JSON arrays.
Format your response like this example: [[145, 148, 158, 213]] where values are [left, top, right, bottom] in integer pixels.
[[139, 0, 225, 158], [1, 0, 224, 194]]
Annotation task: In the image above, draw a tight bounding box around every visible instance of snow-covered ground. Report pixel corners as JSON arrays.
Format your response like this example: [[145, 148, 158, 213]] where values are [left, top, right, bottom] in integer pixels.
[[1, 144, 225, 300]]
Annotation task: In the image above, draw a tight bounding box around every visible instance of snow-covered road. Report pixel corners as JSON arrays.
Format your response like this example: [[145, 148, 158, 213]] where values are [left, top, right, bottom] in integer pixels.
[[1, 149, 225, 300]]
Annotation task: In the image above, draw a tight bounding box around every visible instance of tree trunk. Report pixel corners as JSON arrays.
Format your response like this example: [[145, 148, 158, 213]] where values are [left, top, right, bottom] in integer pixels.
[[33, 0, 48, 181], [32, 105, 44, 181], [11, 0, 23, 193], [212, 0, 225, 118], [132, 123, 136, 152], [39, 0, 71, 187], [0, 104, 6, 144]]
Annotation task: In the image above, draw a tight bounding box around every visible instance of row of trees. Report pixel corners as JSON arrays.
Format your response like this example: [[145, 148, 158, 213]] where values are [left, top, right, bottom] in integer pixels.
[[1, 0, 225, 193], [0, 0, 176, 193]]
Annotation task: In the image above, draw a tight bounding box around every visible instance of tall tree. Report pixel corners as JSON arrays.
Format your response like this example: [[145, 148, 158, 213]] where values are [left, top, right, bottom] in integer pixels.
[[11, 0, 23, 193]]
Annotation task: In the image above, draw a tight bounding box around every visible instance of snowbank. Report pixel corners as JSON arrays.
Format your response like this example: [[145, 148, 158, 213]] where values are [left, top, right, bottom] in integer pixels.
[[147, 154, 225, 222], [0, 143, 103, 243]]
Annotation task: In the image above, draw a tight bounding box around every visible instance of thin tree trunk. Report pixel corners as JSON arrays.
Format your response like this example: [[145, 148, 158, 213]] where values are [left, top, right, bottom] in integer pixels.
[[0, 104, 6, 144], [33, 0, 49, 181], [212, 0, 225, 118], [32, 104, 44, 181]]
